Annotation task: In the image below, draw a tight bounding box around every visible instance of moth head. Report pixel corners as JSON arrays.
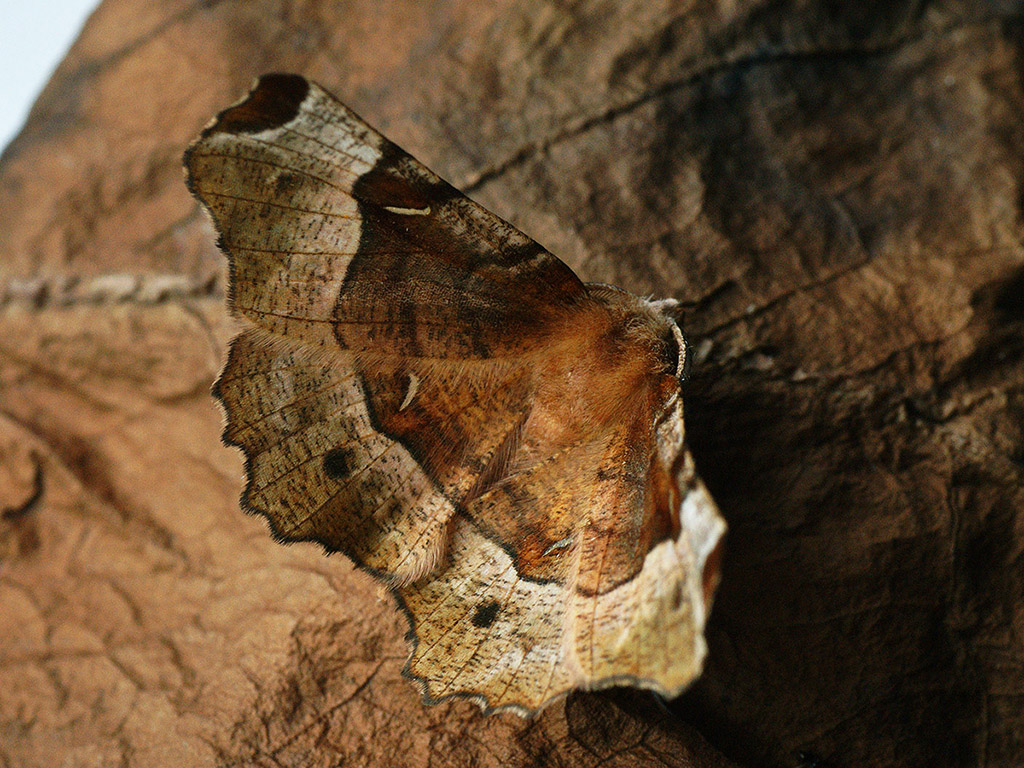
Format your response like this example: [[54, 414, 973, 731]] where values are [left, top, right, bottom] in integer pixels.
[[638, 296, 687, 379]]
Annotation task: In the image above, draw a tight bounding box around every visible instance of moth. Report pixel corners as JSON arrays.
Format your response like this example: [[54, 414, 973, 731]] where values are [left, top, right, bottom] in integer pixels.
[[185, 74, 725, 715]]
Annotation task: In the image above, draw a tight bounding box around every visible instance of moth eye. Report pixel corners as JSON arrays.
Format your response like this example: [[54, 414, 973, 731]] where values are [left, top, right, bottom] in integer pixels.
[[679, 335, 692, 382], [658, 329, 680, 377]]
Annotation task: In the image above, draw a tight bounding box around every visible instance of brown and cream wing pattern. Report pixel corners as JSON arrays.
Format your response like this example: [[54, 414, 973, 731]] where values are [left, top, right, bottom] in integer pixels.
[[184, 74, 725, 713], [186, 74, 583, 584]]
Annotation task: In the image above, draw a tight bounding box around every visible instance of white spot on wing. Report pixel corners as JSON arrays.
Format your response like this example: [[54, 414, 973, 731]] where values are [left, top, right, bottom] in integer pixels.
[[400, 372, 420, 411], [542, 536, 575, 557], [679, 483, 727, 585], [383, 205, 432, 216]]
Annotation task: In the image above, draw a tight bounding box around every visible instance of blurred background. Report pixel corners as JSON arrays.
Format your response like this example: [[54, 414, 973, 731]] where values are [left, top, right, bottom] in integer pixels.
[[2, 3, 1021, 765], [0, 0, 97, 151]]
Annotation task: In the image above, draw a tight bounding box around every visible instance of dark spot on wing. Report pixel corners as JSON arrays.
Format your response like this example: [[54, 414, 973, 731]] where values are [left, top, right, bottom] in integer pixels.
[[323, 446, 353, 481], [273, 171, 302, 196], [205, 73, 309, 136], [471, 600, 500, 628], [658, 327, 680, 376], [352, 142, 434, 211]]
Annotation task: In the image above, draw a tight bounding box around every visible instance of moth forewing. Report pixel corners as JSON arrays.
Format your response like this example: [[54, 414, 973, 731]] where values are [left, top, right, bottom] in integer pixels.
[[186, 72, 725, 715]]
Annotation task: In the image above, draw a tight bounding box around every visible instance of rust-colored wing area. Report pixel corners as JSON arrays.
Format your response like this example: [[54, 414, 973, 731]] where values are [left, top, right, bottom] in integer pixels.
[[398, 293, 726, 712], [184, 73, 725, 713], [184, 73, 588, 583]]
